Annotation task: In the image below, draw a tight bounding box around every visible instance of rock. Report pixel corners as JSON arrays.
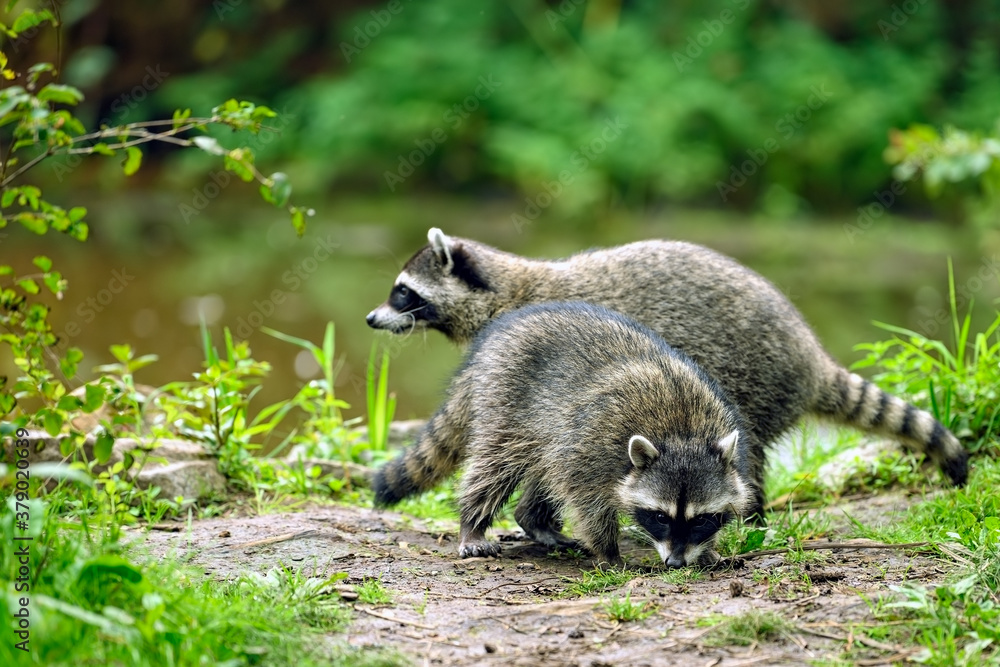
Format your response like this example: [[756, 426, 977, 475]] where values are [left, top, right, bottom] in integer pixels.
[[136, 461, 227, 501], [67, 383, 167, 435], [9, 431, 224, 501], [387, 419, 426, 448], [816, 439, 899, 492], [279, 457, 373, 487]]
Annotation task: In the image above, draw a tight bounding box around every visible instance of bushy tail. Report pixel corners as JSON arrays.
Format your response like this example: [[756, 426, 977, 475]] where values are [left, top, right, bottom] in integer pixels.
[[817, 367, 969, 486], [372, 375, 473, 506]]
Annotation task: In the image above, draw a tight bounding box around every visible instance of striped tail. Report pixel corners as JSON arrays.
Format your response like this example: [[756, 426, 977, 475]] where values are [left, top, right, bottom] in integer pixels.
[[817, 368, 969, 486], [372, 375, 473, 506]]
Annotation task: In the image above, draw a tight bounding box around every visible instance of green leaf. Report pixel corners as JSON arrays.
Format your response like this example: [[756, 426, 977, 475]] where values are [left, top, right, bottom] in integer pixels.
[[32, 255, 52, 271], [17, 278, 39, 294], [83, 384, 105, 412], [172, 107, 192, 130], [11, 9, 55, 35], [43, 409, 63, 436], [122, 146, 142, 176], [37, 83, 84, 106], [91, 142, 115, 156], [79, 554, 144, 586], [0, 392, 14, 415], [1, 187, 18, 208], [94, 431, 114, 464], [290, 207, 306, 237], [110, 344, 132, 363], [56, 395, 83, 411], [740, 529, 767, 553]]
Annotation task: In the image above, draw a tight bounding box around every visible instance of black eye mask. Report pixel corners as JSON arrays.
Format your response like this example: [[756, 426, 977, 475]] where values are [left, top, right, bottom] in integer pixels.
[[389, 284, 429, 314], [633, 508, 732, 546]]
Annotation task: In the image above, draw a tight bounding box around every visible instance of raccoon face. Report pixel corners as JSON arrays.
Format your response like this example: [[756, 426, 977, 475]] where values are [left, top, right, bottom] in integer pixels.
[[366, 228, 493, 340], [620, 432, 749, 568], [366, 279, 439, 334]]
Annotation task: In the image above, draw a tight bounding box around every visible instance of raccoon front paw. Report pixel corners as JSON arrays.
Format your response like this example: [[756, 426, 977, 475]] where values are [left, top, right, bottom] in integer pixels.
[[459, 540, 502, 559], [696, 549, 722, 569]]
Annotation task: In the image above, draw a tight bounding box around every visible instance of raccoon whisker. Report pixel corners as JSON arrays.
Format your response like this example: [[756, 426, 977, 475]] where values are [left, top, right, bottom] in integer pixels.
[[623, 525, 656, 547]]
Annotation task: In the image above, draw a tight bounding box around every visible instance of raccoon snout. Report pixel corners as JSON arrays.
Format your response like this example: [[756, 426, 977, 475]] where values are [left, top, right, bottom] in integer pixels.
[[665, 553, 687, 569], [365, 310, 377, 327]]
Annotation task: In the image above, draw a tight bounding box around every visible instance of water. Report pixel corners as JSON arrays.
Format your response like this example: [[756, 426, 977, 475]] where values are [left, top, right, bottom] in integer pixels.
[[6, 192, 995, 436]]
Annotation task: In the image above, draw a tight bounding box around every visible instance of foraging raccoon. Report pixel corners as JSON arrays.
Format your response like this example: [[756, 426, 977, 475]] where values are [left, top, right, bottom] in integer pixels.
[[367, 228, 969, 503], [381, 302, 754, 566]]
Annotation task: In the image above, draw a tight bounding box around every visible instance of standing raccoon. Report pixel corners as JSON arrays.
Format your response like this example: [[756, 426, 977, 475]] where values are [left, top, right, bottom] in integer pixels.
[[378, 302, 754, 566], [368, 228, 969, 504]]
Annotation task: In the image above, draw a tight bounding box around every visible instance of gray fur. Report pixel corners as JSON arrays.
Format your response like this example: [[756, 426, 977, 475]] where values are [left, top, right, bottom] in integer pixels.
[[368, 228, 969, 501], [403, 302, 754, 565]]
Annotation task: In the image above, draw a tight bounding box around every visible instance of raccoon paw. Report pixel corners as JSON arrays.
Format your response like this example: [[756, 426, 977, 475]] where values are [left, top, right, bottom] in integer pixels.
[[459, 540, 502, 559], [696, 550, 722, 569], [527, 529, 583, 552]]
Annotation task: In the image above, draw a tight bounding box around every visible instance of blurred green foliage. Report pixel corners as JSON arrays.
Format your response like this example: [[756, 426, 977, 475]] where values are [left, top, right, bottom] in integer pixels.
[[9, 1, 998, 219]]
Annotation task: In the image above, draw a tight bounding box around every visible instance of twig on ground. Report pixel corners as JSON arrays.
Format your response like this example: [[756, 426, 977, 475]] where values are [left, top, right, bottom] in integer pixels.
[[722, 540, 932, 564], [358, 606, 437, 630]]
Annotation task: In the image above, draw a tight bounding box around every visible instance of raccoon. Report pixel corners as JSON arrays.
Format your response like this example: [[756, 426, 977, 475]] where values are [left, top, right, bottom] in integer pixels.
[[378, 301, 754, 566], [367, 228, 969, 506]]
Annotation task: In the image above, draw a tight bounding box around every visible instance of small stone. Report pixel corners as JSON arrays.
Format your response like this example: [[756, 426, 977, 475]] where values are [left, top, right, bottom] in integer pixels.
[[516, 562, 537, 570], [730, 579, 745, 598], [568, 629, 584, 639], [218, 530, 231, 538]]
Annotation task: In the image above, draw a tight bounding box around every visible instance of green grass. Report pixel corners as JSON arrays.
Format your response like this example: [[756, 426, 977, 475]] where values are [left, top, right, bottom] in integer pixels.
[[354, 577, 394, 605], [601, 591, 656, 622], [0, 514, 372, 666], [701, 610, 792, 647], [660, 567, 702, 585], [563, 566, 645, 597]]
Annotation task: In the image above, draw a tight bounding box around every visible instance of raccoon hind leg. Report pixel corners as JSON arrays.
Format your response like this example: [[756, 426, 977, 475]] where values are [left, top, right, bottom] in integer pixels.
[[514, 479, 582, 552], [458, 455, 522, 559]]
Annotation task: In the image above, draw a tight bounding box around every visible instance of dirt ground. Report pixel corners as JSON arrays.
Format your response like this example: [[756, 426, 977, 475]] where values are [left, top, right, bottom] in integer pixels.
[[137, 494, 943, 666]]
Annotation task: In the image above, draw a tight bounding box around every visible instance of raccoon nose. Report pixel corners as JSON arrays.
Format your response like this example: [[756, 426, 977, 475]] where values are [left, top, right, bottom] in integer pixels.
[[366, 311, 377, 327], [666, 553, 687, 569]]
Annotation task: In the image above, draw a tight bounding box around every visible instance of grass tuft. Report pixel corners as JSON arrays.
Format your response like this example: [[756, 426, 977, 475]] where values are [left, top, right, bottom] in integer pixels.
[[702, 610, 792, 647], [355, 577, 394, 605], [601, 591, 656, 622]]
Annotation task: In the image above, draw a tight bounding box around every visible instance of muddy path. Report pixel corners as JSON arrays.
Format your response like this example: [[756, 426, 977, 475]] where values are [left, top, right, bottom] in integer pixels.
[[137, 496, 942, 666]]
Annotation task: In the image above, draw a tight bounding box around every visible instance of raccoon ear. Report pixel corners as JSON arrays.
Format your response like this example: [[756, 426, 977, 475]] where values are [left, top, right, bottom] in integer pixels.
[[427, 227, 454, 274], [716, 430, 739, 464], [628, 435, 659, 470]]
